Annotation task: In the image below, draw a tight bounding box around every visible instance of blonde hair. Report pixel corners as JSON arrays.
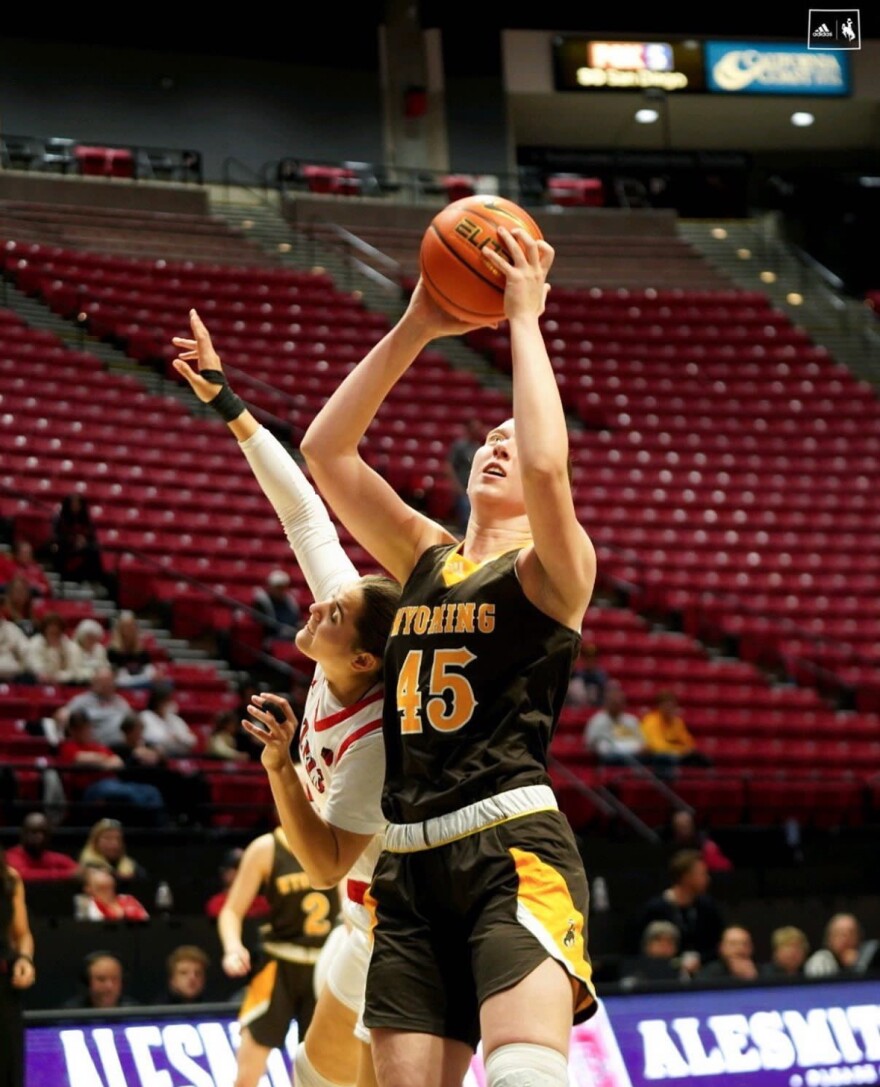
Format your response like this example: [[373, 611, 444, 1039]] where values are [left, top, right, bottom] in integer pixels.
[[78, 818, 138, 879], [772, 926, 810, 953]]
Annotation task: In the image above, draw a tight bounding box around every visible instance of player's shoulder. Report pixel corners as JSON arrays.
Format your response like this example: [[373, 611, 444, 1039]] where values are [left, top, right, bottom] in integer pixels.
[[243, 832, 277, 864]]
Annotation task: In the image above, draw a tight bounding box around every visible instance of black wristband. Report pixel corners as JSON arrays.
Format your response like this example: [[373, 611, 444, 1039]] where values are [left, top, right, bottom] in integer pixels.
[[200, 369, 246, 423]]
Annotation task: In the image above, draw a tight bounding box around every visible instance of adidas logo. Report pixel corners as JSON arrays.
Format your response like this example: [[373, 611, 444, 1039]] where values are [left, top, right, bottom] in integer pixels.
[[812, 23, 833, 35]]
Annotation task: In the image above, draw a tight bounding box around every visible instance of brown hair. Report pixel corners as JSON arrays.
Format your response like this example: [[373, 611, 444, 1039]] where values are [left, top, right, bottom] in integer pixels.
[[668, 849, 704, 884], [353, 575, 402, 667], [167, 944, 210, 975]]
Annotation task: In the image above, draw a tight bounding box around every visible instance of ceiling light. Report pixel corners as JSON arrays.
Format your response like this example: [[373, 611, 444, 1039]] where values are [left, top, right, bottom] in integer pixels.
[[791, 112, 815, 127]]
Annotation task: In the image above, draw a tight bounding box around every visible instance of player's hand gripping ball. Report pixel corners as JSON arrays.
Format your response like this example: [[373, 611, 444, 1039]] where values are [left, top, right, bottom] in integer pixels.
[[419, 194, 544, 323]]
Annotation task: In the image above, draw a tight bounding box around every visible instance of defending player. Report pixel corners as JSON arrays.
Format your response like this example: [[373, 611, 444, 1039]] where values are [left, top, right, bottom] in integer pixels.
[[173, 312, 398, 1087]]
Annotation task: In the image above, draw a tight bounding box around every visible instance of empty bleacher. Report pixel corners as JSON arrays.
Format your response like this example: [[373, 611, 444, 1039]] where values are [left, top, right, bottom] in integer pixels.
[[1, 194, 878, 837]]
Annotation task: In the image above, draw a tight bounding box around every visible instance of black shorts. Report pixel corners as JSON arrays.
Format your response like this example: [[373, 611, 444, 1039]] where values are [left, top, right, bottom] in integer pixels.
[[238, 956, 317, 1049], [362, 808, 597, 1049]]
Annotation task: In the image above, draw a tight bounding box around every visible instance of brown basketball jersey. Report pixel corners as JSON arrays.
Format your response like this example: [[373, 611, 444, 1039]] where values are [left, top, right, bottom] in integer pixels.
[[381, 544, 581, 823], [260, 828, 339, 950]]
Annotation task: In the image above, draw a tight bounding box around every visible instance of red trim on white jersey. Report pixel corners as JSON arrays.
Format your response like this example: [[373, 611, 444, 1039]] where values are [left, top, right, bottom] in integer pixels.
[[313, 688, 383, 732], [336, 719, 383, 765]]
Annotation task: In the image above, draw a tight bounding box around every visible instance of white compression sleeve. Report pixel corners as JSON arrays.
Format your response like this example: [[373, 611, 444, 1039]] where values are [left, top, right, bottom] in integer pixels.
[[239, 426, 360, 602], [485, 1043, 570, 1087]]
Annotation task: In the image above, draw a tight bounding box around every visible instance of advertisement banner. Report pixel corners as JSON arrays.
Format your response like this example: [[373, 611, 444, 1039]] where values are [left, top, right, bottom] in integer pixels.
[[26, 978, 880, 1087], [553, 37, 706, 92], [704, 41, 851, 95]]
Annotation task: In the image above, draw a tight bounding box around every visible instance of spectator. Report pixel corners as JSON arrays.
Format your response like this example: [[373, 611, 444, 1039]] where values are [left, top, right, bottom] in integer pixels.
[[5, 811, 78, 881], [78, 817, 146, 882], [446, 417, 483, 529], [583, 679, 645, 762], [204, 848, 271, 920], [761, 926, 811, 979], [139, 681, 199, 757], [0, 609, 32, 681], [49, 493, 106, 589], [640, 690, 710, 771], [636, 849, 725, 976], [79, 864, 149, 922], [206, 710, 250, 762], [252, 569, 301, 646], [2, 574, 35, 635], [698, 925, 759, 981], [71, 618, 109, 683], [619, 920, 683, 986], [56, 711, 167, 823], [63, 951, 139, 1008], [107, 611, 157, 689], [153, 945, 210, 1005], [56, 665, 132, 747], [665, 809, 733, 873], [9, 540, 51, 598], [110, 715, 210, 828], [26, 611, 80, 684], [805, 913, 880, 978], [567, 641, 608, 709], [111, 714, 164, 770]]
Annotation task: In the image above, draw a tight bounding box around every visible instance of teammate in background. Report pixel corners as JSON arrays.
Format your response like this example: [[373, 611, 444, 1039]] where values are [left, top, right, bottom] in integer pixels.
[[219, 822, 340, 1087], [173, 312, 399, 1087], [300, 228, 597, 1086]]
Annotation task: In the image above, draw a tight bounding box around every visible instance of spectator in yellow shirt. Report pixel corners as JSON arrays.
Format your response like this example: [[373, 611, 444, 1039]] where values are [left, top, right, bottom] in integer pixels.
[[640, 690, 710, 774]]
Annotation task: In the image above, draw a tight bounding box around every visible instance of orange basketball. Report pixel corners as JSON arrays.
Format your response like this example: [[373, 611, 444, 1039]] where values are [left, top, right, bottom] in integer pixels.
[[419, 194, 543, 323]]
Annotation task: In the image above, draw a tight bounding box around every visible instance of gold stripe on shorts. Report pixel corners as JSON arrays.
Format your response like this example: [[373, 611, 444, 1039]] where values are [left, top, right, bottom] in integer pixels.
[[510, 846, 596, 1017], [238, 960, 277, 1025]]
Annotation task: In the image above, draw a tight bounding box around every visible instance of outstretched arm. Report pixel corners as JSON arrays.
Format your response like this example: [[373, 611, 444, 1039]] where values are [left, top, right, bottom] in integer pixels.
[[172, 311, 359, 601], [484, 227, 596, 630], [300, 286, 488, 584], [242, 694, 377, 890]]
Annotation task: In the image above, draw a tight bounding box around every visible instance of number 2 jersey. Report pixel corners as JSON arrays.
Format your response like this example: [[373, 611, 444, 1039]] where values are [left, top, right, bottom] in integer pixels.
[[381, 543, 582, 824]]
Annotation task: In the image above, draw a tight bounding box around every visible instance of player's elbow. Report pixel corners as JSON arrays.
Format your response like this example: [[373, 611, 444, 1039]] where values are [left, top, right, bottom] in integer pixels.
[[299, 428, 325, 466], [302, 863, 344, 891], [301, 427, 348, 468]]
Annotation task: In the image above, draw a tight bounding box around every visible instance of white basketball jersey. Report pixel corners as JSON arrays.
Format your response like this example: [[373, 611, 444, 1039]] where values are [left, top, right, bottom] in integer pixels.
[[297, 664, 386, 889]]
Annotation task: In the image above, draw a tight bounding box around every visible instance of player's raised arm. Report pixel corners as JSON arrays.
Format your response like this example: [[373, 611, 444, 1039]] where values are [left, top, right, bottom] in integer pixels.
[[484, 227, 596, 630], [301, 285, 486, 584], [172, 310, 358, 602]]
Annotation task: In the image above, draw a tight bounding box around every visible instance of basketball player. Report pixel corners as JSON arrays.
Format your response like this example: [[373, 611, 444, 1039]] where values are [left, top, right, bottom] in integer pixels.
[[219, 820, 341, 1087], [173, 313, 399, 1087], [299, 226, 597, 1087]]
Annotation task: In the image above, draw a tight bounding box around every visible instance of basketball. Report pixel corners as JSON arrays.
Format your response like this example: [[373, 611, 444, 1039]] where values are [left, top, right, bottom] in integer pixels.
[[419, 194, 544, 323]]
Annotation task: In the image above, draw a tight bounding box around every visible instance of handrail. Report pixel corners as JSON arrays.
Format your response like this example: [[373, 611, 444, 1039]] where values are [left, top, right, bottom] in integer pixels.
[[547, 754, 662, 844], [297, 216, 405, 295]]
